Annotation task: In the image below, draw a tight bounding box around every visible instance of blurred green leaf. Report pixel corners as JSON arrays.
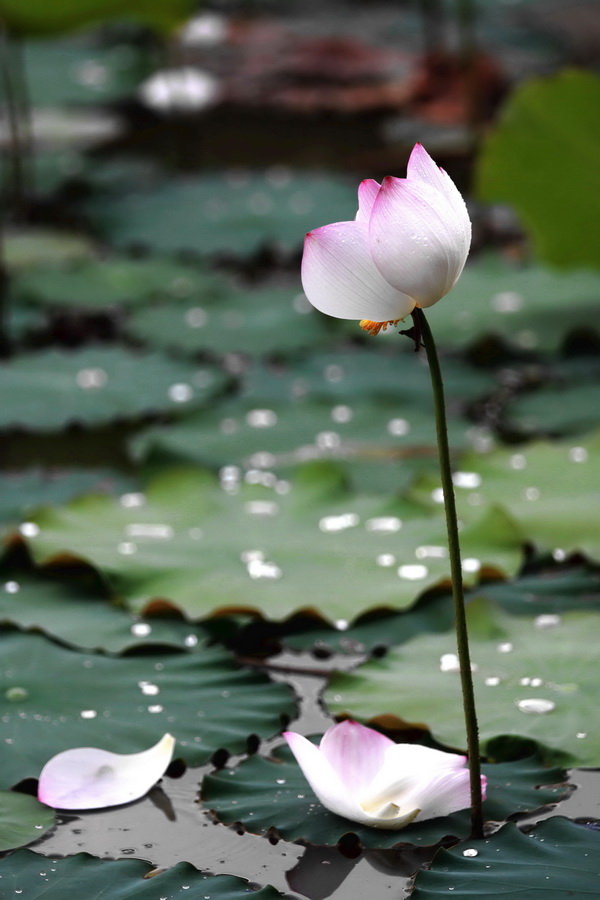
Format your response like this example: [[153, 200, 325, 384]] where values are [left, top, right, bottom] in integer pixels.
[[0, 0, 194, 37], [326, 601, 600, 765], [477, 69, 600, 269]]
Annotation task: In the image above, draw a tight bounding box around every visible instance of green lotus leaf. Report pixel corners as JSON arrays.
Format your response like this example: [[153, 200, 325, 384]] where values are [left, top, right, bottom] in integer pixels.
[[0, 850, 287, 899], [23, 465, 522, 621], [85, 170, 359, 257], [0, 348, 226, 431], [411, 817, 600, 898], [0, 792, 55, 851], [202, 742, 567, 849], [0, 630, 295, 789], [326, 601, 599, 765], [0, 0, 194, 37]]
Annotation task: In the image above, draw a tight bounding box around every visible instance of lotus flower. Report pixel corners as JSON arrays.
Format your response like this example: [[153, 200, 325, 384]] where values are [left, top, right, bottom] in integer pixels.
[[301, 143, 471, 335], [284, 721, 485, 830], [38, 733, 175, 810]]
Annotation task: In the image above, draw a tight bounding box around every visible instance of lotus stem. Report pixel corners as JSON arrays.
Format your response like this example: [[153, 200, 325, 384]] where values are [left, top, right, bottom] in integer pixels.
[[412, 305, 484, 839]]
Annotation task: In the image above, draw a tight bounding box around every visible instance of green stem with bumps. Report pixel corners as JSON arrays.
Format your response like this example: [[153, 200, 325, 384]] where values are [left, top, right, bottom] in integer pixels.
[[412, 305, 484, 839]]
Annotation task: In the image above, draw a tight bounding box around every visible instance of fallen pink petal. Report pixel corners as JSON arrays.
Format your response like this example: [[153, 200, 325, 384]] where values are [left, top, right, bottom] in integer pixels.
[[284, 721, 486, 830], [37, 733, 175, 810]]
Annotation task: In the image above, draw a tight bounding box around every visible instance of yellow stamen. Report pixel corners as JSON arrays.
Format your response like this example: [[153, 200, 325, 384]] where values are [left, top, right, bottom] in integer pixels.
[[359, 319, 400, 336]]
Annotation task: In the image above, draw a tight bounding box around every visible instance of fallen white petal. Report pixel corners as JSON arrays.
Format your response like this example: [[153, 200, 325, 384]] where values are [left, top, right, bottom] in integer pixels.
[[301, 220, 415, 322], [38, 733, 175, 810]]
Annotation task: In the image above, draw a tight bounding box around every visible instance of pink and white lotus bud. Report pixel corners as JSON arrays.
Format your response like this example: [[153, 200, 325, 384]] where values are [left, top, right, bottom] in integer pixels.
[[301, 144, 471, 335]]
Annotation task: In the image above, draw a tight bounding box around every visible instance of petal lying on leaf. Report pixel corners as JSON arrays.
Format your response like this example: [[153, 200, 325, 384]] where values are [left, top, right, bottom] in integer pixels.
[[38, 733, 175, 810], [301, 220, 415, 322], [285, 722, 484, 830]]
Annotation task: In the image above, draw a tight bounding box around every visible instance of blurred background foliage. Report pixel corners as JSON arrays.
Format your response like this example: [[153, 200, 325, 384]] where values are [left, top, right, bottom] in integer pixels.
[[0, 0, 599, 891]]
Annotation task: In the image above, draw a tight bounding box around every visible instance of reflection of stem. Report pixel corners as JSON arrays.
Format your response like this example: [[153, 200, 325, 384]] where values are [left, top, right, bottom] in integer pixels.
[[412, 306, 484, 840], [0, 25, 27, 215]]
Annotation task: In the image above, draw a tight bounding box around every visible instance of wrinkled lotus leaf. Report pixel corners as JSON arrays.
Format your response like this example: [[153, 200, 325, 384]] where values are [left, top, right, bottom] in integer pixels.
[[12, 256, 228, 311], [126, 288, 330, 356], [425, 256, 600, 352], [505, 382, 600, 438], [86, 170, 358, 257], [1, 0, 194, 37], [476, 70, 600, 269], [282, 562, 600, 653], [0, 630, 295, 789], [3, 228, 96, 272], [0, 792, 55, 851], [0, 348, 225, 430], [24, 465, 521, 621], [412, 432, 600, 559], [0, 570, 208, 653], [0, 850, 287, 899], [411, 817, 600, 899], [0, 468, 137, 535], [130, 396, 472, 496], [202, 742, 567, 849], [326, 601, 599, 766]]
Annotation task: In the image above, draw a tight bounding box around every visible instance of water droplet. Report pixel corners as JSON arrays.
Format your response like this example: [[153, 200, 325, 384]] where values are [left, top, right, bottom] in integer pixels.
[[276, 778, 286, 785], [120, 492, 145, 509], [453, 472, 482, 489], [463, 848, 479, 857], [4, 581, 20, 594], [335, 619, 349, 631], [523, 486, 540, 501], [510, 453, 527, 470], [440, 653, 460, 673], [376, 553, 396, 567], [485, 676, 501, 686], [19, 522, 39, 538], [246, 408, 277, 428], [118, 541, 137, 555], [80, 710, 97, 719], [324, 364, 344, 383], [552, 548, 566, 562], [568, 446, 588, 463], [247, 559, 282, 580], [535, 614, 561, 630], [148, 705, 163, 714], [185, 307, 207, 328], [491, 291, 523, 313], [131, 623, 152, 637], [249, 451, 277, 469], [244, 500, 278, 517], [431, 488, 444, 504], [576, 732, 588, 739], [462, 558, 481, 574], [76, 367, 107, 389], [168, 383, 193, 403], [415, 545, 446, 560], [5, 686, 28, 702], [316, 430, 341, 450], [497, 642, 513, 654], [138, 681, 160, 696], [398, 564, 428, 580], [331, 404, 353, 424], [184, 634, 199, 647], [125, 523, 174, 540], [319, 513, 359, 533], [387, 418, 410, 436], [517, 698, 555, 714], [365, 516, 401, 533]]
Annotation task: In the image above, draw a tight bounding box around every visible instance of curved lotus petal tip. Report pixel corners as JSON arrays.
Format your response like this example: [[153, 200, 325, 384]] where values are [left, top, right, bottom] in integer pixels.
[[38, 733, 175, 810]]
